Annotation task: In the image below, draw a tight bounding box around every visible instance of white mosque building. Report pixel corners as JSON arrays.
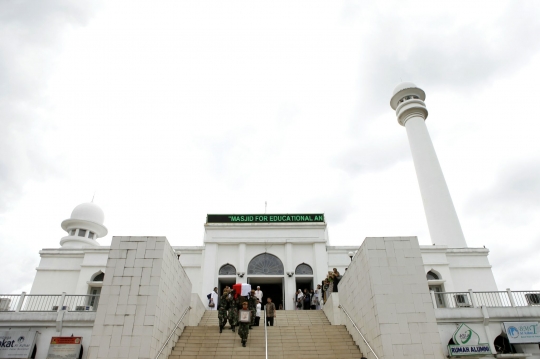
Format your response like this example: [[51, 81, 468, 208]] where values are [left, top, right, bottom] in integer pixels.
[[1, 83, 539, 359]]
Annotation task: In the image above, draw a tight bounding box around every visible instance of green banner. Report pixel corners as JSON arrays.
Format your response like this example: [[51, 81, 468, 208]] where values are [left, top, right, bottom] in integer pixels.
[[207, 214, 324, 223]]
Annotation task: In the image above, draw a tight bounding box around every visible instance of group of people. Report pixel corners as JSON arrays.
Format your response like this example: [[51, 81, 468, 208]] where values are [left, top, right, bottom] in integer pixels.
[[209, 286, 276, 347], [321, 268, 342, 304], [294, 288, 321, 310], [293, 268, 342, 309]]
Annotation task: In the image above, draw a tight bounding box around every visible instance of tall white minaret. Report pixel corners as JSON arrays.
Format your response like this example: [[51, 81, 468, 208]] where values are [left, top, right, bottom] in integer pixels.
[[390, 82, 467, 248]]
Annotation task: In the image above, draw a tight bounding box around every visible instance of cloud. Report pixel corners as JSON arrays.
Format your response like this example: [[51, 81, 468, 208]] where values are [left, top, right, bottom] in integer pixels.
[[464, 160, 540, 224], [352, 1, 540, 118], [0, 0, 97, 212], [0, 0, 97, 292]]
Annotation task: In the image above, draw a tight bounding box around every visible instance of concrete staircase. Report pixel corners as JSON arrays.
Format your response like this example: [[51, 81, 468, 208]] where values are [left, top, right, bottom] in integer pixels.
[[169, 310, 364, 359]]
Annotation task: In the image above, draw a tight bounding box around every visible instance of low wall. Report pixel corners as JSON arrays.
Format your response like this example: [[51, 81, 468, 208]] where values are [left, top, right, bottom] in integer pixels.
[[189, 293, 206, 326], [322, 292, 342, 325], [87, 236, 193, 359]]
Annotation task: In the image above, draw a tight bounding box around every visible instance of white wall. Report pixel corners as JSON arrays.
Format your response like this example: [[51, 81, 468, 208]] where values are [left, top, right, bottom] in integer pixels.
[[31, 248, 109, 296]]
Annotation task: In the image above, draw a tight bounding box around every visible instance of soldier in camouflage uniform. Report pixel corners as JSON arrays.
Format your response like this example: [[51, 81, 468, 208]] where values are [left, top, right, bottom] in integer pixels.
[[248, 290, 257, 329], [218, 289, 230, 333], [238, 301, 251, 347], [227, 289, 239, 332]]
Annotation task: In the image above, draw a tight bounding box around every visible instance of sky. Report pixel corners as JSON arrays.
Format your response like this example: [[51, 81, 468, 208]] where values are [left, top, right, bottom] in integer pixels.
[[1, 0, 540, 293]]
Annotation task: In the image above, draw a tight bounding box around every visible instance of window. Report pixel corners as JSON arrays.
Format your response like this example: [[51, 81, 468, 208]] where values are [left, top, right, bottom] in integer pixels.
[[92, 272, 104, 282], [430, 285, 445, 308], [295, 263, 313, 275], [78, 229, 87, 237], [70, 229, 76, 235], [219, 264, 236, 275], [88, 287, 101, 309], [426, 271, 439, 280], [89, 232, 95, 239], [247, 253, 284, 275]]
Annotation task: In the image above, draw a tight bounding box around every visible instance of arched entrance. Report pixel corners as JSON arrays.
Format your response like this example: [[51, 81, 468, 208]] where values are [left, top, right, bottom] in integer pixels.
[[217, 263, 237, 296], [247, 253, 284, 310]]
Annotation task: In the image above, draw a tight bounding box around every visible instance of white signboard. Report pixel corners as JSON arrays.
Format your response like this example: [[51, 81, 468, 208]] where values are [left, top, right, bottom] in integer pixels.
[[46, 337, 82, 359], [448, 324, 491, 356], [0, 331, 37, 359], [504, 322, 540, 344]]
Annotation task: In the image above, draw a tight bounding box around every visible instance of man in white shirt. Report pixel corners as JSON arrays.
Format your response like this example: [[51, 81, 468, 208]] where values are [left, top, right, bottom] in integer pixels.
[[254, 286, 263, 302], [255, 299, 261, 326], [207, 287, 218, 311]]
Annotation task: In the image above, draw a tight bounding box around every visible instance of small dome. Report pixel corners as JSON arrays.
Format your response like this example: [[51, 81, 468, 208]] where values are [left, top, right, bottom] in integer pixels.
[[70, 202, 105, 225], [390, 82, 426, 110], [392, 82, 418, 96]]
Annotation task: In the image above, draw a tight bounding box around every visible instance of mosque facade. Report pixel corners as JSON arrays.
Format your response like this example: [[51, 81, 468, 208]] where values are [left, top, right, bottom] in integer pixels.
[[30, 204, 498, 312], [1, 83, 539, 359]]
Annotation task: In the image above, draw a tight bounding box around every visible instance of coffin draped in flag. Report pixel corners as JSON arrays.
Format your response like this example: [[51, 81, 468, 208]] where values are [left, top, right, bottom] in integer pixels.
[[232, 283, 251, 298]]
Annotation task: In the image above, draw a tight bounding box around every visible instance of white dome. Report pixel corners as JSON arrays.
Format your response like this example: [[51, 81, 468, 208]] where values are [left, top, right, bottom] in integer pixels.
[[70, 202, 105, 225], [390, 82, 426, 110], [392, 82, 418, 96]]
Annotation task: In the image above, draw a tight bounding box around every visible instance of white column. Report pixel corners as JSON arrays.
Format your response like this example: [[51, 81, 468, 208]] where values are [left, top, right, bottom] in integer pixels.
[[238, 243, 246, 283], [201, 243, 218, 302], [313, 242, 327, 288], [404, 116, 466, 247], [285, 243, 295, 310], [391, 82, 467, 248]]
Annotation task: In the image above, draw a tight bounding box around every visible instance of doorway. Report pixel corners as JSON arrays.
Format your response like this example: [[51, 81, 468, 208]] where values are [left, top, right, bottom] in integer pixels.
[[295, 277, 313, 292], [218, 277, 236, 297], [248, 277, 283, 310]]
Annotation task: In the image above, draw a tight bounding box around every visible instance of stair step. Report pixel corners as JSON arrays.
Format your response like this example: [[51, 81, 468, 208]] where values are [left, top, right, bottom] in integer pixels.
[[168, 310, 363, 359]]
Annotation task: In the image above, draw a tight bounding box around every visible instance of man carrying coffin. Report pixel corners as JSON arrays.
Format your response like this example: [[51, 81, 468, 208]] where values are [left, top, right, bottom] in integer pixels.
[[218, 288, 230, 333], [248, 289, 257, 329], [227, 289, 239, 332], [238, 301, 252, 347]]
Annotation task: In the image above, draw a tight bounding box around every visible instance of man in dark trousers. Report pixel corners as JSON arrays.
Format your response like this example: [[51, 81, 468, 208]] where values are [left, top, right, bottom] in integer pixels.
[[265, 297, 276, 326], [248, 289, 257, 329], [238, 301, 251, 347]]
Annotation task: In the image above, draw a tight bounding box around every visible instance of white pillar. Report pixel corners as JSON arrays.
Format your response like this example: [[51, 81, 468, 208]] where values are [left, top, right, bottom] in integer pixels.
[[313, 242, 327, 288], [238, 243, 247, 283], [391, 82, 467, 248], [201, 243, 218, 302], [285, 242, 295, 310]]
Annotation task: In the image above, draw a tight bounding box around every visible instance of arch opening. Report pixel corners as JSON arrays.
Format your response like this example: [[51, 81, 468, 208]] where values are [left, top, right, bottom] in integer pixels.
[[219, 264, 236, 276], [426, 270, 439, 280], [247, 253, 284, 275], [295, 263, 313, 275], [91, 272, 104, 282]]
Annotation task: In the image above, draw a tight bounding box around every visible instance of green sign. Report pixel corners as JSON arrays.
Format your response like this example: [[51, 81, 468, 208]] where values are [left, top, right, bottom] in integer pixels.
[[206, 214, 325, 223]]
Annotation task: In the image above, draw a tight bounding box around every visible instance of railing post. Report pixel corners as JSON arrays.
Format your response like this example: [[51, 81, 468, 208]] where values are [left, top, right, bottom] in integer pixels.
[[468, 289, 477, 308], [58, 292, 66, 312], [16, 292, 26, 312], [430, 290, 437, 308], [506, 288, 516, 307]]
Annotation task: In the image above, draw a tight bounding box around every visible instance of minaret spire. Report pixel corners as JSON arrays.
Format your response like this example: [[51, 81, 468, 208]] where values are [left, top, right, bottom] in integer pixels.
[[390, 82, 467, 248]]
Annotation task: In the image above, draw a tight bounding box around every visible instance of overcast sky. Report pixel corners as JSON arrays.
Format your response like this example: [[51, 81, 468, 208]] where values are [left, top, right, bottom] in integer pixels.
[[1, 0, 539, 293]]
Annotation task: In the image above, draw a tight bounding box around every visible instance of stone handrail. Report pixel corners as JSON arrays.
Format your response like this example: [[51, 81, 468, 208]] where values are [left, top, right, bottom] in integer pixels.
[[264, 307, 268, 359], [154, 306, 191, 359], [338, 304, 379, 359]]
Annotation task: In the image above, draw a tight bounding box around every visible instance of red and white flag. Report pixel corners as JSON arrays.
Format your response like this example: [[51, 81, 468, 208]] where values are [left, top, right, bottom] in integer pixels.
[[232, 283, 251, 298]]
